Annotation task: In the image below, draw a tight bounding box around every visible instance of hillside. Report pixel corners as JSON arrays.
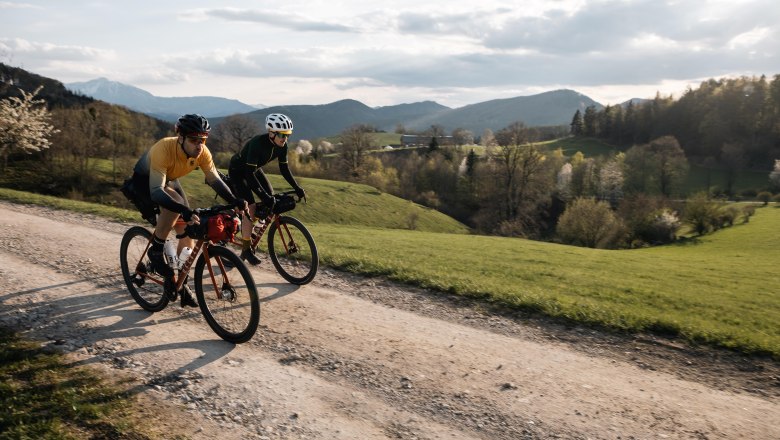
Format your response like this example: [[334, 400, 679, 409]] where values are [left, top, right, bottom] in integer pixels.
[[66, 77, 259, 121], [1, 62, 94, 108]]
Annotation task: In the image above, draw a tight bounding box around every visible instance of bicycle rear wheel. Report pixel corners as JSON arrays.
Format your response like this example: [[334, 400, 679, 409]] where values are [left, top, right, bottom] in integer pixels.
[[119, 226, 169, 312], [267, 216, 319, 285], [194, 245, 260, 343]]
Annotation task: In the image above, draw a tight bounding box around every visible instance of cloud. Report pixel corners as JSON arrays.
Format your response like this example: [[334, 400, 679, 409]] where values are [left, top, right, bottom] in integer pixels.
[[180, 7, 355, 32], [0, 37, 115, 61], [0, 1, 40, 9]]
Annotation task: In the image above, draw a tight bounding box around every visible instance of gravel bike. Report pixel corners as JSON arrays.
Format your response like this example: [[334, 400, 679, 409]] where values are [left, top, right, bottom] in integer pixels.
[[227, 190, 319, 285], [119, 205, 260, 343]]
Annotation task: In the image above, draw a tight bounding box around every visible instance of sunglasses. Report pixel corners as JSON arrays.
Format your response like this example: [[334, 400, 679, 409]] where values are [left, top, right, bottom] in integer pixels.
[[273, 132, 290, 139]]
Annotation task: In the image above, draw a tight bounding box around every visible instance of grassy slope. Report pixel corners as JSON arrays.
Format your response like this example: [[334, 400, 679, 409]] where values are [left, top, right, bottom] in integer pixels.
[[178, 172, 470, 233], [307, 207, 780, 356]]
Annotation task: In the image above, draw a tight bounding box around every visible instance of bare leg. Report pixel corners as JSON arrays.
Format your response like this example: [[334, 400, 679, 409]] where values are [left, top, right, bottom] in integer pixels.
[[153, 187, 193, 253], [241, 203, 257, 241]]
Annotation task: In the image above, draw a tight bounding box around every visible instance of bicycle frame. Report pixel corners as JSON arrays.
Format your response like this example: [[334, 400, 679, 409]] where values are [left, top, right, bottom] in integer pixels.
[[131, 225, 232, 300]]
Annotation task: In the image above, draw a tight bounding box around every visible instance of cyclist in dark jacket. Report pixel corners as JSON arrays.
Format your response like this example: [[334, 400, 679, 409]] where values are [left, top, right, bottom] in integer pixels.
[[228, 113, 305, 265]]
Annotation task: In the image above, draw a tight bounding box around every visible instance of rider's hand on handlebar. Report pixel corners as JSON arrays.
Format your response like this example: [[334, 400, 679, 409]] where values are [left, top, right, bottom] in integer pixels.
[[182, 209, 200, 225], [294, 186, 306, 200], [233, 198, 248, 212]]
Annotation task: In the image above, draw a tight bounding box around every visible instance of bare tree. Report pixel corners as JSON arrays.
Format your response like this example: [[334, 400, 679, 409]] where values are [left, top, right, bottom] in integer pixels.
[[451, 127, 474, 146], [0, 86, 57, 171], [213, 115, 262, 153], [339, 124, 373, 178], [495, 121, 529, 147]]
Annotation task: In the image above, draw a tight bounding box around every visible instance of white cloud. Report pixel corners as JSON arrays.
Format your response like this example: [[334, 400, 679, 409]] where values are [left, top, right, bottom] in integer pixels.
[[1, 1, 779, 107], [0, 38, 115, 61]]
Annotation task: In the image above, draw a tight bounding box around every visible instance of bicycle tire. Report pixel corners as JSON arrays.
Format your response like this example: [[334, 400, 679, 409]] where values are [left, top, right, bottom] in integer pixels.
[[267, 216, 319, 285], [119, 226, 169, 312], [193, 245, 260, 343]]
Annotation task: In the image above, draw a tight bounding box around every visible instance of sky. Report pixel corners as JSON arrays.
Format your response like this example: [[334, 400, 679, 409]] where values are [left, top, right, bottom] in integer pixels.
[[1, 0, 779, 109]]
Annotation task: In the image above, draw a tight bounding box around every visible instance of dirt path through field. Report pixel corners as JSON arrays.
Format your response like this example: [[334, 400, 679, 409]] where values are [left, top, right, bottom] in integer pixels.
[[0, 202, 778, 439]]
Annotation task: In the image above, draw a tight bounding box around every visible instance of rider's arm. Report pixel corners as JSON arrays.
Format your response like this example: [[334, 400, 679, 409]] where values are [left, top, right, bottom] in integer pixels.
[[148, 169, 191, 215], [203, 163, 238, 204], [279, 161, 301, 190]]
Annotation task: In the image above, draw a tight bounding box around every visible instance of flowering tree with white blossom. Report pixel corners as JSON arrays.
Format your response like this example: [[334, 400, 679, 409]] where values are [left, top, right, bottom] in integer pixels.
[[0, 86, 58, 171]]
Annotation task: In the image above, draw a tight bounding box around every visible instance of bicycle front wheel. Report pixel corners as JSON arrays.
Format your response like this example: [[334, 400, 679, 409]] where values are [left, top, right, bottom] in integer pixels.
[[267, 216, 319, 285], [194, 245, 260, 343], [119, 226, 169, 312]]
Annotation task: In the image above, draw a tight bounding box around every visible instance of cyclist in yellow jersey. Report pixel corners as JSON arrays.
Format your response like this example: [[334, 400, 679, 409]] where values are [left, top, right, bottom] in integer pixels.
[[129, 114, 246, 306]]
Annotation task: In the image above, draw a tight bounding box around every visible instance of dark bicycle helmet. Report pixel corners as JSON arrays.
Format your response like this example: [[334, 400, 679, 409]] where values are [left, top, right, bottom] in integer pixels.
[[175, 114, 210, 137]]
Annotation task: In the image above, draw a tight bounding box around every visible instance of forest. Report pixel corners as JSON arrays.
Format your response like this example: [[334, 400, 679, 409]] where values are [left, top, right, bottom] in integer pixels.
[[2, 63, 779, 249]]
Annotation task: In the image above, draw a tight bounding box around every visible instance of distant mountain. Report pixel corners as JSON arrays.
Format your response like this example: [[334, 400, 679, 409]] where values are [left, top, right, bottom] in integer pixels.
[[404, 90, 603, 134], [62, 76, 607, 140], [217, 99, 453, 141], [620, 98, 650, 108], [65, 78, 260, 121], [226, 90, 600, 140]]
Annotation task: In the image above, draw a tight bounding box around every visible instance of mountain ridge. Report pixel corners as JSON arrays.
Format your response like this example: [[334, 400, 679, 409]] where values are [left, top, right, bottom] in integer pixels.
[[66, 77, 260, 121], [64, 76, 608, 140]]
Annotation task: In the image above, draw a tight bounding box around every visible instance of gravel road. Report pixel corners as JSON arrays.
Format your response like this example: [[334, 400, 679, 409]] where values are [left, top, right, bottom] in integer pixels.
[[0, 201, 778, 439]]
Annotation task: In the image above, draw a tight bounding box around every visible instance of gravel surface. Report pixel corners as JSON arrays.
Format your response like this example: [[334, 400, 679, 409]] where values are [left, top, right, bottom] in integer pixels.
[[1, 200, 778, 439]]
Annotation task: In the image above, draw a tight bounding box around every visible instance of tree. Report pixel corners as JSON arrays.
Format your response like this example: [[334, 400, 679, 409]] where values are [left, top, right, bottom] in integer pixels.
[[295, 139, 313, 156], [649, 136, 688, 198], [769, 159, 780, 191], [597, 155, 624, 205], [212, 115, 261, 153], [480, 128, 496, 147], [720, 142, 746, 196], [583, 106, 598, 137], [495, 121, 529, 147], [339, 124, 372, 178], [624, 136, 688, 197], [570, 109, 583, 135], [452, 127, 474, 146], [0, 86, 57, 171], [556, 197, 627, 248]]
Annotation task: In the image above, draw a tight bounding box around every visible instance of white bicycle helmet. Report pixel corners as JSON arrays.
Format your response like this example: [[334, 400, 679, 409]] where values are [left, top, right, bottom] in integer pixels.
[[266, 113, 293, 134]]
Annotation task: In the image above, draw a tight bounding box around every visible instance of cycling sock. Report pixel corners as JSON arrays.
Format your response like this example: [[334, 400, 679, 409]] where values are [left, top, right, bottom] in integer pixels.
[[152, 234, 165, 250]]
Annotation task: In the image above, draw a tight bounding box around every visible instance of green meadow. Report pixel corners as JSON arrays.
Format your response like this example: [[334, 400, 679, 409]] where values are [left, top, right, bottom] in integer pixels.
[[1, 178, 778, 358]]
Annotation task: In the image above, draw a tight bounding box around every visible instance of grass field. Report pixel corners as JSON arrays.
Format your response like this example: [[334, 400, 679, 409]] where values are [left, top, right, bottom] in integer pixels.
[[1, 184, 778, 358]]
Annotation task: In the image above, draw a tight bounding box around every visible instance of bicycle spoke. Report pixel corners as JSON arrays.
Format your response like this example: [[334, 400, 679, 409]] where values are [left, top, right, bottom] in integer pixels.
[[194, 247, 259, 343]]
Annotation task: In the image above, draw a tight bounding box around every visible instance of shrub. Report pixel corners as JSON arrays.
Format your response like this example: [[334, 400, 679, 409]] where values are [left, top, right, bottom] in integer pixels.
[[646, 208, 681, 243], [757, 191, 772, 205], [742, 205, 756, 223], [683, 193, 721, 235], [557, 197, 627, 249]]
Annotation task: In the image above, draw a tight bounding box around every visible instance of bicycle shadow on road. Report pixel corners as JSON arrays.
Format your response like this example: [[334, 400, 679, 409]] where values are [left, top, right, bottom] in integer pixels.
[[257, 282, 302, 303], [0, 276, 237, 374]]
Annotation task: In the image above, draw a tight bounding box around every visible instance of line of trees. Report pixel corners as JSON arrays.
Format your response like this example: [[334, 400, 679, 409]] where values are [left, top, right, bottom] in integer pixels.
[[570, 75, 780, 196]]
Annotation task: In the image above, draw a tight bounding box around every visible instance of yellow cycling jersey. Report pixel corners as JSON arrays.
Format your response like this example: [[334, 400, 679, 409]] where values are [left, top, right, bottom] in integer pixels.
[[145, 137, 218, 182]]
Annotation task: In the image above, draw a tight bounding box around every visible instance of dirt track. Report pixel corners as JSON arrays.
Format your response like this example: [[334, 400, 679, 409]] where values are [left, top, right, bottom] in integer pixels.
[[0, 201, 778, 439]]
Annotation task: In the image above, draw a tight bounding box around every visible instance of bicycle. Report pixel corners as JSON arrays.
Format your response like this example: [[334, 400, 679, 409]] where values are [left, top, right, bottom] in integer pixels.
[[227, 190, 319, 285], [119, 204, 260, 343]]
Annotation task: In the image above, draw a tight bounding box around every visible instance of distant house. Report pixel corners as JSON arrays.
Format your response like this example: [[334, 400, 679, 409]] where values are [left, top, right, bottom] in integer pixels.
[[401, 134, 456, 147]]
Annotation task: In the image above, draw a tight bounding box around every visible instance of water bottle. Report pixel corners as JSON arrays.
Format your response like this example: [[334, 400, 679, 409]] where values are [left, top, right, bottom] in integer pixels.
[[177, 246, 193, 270], [163, 239, 178, 269]]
